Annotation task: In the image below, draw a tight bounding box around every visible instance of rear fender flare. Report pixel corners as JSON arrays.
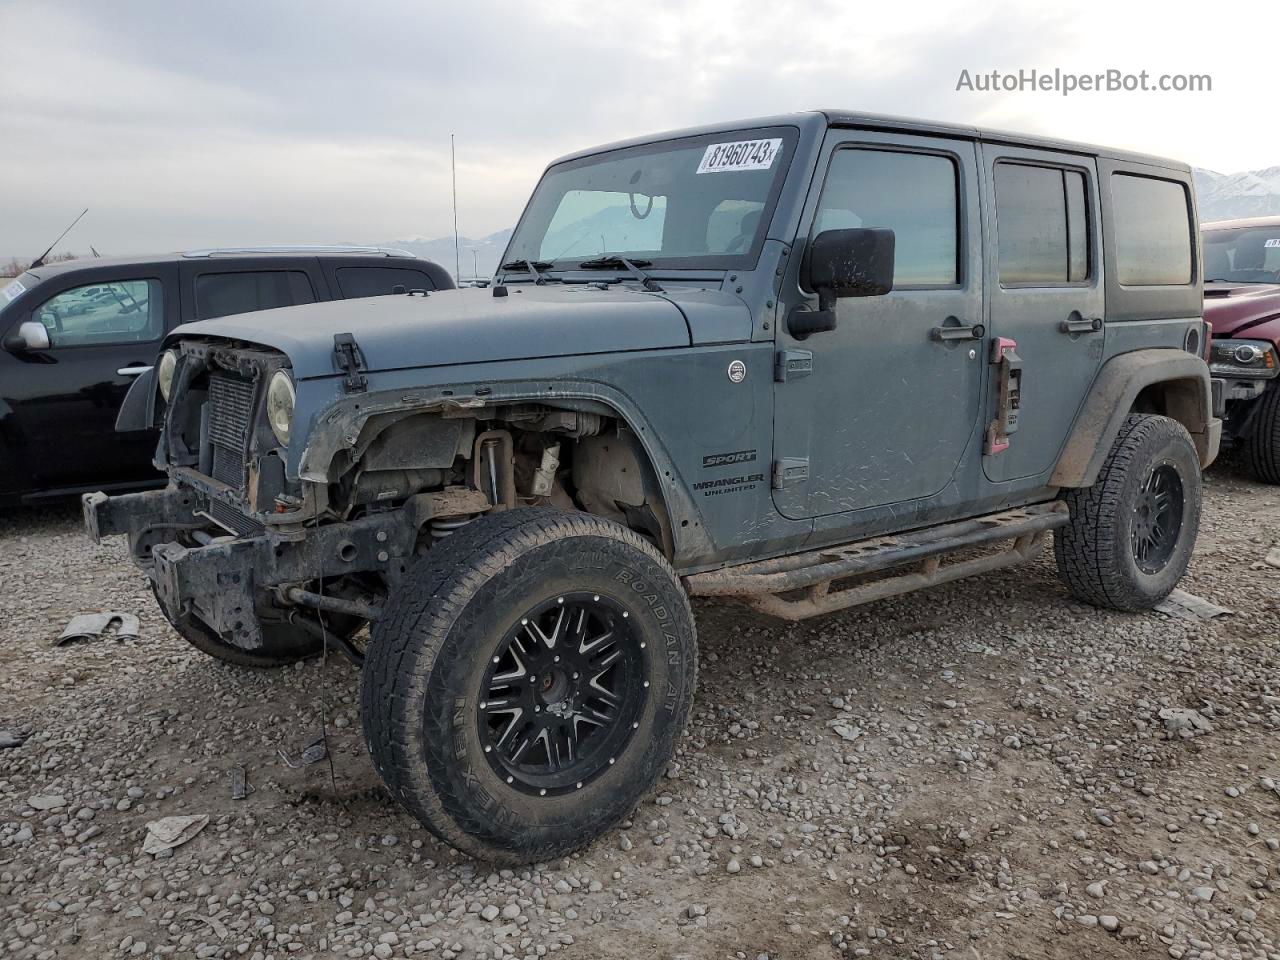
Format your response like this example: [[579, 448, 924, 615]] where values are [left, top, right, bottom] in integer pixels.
[[1051, 349, 1219, 488]]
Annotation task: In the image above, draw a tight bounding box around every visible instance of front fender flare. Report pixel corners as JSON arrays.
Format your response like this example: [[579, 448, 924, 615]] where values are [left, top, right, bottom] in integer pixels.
[[296, 378, 715, 566], [1051, 349, 1220, 488]]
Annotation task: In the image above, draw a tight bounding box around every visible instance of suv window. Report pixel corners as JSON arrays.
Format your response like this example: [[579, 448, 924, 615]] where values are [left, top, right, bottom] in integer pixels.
[[1110, 174, 1193, 286], [33, 279, 164, 347], [995, 163, 1090, 285], [194, 270, 316, 320], [814, 149, 959, 286], [335, 267, 437, 298]]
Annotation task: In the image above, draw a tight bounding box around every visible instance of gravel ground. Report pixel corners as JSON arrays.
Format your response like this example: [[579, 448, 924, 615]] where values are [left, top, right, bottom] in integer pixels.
[[1, 457, 1278, 960]]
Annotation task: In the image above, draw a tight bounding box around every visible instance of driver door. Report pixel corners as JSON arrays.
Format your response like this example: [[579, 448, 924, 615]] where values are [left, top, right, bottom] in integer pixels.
[[5, 267, 176, 490], [772, 131, 985, 520]]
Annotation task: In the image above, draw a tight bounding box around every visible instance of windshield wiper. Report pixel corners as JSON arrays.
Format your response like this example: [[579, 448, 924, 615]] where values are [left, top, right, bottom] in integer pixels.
[[499, 259, 555, 284], [578, 255, 664, 292]]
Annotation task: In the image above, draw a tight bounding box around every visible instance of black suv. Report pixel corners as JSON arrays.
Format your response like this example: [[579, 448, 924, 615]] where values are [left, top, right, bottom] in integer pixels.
[[0, 247, 452, 506]]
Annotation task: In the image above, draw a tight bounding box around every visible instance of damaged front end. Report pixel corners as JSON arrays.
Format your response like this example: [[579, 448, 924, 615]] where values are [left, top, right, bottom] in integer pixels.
[[83, 338, 491, 659], [84, 336, 671, 662]]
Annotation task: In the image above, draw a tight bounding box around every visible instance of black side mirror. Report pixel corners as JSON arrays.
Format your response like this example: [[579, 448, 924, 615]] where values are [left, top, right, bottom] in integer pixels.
[[789, 228, 895, 339]]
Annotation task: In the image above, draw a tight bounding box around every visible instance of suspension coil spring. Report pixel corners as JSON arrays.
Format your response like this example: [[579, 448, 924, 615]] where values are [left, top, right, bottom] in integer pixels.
[[430, 515, 475, 540]]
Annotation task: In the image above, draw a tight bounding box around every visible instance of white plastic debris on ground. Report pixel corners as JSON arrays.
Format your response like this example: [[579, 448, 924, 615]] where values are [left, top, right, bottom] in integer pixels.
[[142, 814, 210, 854], [1153, 589, 1233, 622]]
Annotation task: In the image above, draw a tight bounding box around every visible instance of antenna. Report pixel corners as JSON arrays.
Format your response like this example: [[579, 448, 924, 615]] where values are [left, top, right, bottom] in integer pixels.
[[451, 134, 461, 285], [90, 245, 102, 258], [30, 208, 88, 269]]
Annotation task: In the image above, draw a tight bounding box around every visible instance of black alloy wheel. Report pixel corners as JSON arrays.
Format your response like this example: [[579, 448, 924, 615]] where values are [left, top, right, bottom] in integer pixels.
[[479, 593, 646, 796], [1130, 461, 1185, 574]]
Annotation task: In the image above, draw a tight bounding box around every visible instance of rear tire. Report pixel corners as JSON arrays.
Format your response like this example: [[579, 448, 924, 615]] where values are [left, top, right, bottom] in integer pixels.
[[361, 509, 697, 864], [1243, 384, 1280, 484], [1054, 414, 1201, 611]]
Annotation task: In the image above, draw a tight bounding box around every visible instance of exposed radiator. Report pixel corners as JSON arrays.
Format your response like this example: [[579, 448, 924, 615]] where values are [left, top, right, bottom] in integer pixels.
[[207, 373, 256, 489]]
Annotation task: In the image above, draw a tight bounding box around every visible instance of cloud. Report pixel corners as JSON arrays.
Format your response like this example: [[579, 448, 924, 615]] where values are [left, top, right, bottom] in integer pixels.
[[0, 0, 1269, 256]]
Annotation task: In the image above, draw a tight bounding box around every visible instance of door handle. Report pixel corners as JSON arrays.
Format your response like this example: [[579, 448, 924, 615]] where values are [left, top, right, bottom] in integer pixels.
[[930, 322, 985, 342], [1059, 316, 1103, 334], [117, 364, 153, 376]]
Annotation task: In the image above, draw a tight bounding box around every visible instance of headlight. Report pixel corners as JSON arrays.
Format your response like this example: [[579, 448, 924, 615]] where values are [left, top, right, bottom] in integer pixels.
[[266, 370, 295, 446], [157, 350, 178, 401], [1209, 339, 1278, 379]]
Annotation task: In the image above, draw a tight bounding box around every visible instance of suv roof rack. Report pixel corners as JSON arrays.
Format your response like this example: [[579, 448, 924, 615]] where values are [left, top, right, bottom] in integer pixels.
[[181, 245, 414, 258]]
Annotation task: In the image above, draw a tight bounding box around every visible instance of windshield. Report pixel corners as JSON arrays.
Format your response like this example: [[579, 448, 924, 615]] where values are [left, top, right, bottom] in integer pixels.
[[503, 127, 797, 272], [1203, 225, 1280, 284]]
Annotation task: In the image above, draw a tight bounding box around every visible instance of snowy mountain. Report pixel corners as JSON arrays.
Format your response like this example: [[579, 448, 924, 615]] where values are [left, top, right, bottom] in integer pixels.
[[359, 227, 513, 281], [1193, 167, 1280, 223]]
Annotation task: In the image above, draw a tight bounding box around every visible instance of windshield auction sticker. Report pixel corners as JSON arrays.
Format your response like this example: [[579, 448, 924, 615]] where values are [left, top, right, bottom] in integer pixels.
[[2, 279, 25, 303], [697, 138, 783, 174]]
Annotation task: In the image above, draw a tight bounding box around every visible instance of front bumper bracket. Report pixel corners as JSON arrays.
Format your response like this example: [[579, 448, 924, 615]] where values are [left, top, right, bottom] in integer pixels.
[[83, 485, 426, 650]]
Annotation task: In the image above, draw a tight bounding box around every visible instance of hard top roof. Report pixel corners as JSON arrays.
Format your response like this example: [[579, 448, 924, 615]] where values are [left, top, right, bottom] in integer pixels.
[[550, 109, 1189, 171]]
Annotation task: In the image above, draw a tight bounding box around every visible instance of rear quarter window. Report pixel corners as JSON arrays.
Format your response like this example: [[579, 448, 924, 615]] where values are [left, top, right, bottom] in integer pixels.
[[335, 267, 437, 298], [1110, 174, 1193, 286]]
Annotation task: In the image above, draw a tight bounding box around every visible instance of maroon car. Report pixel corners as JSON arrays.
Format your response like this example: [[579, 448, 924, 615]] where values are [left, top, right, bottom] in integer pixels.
[[1203, 216, 1280, 482]]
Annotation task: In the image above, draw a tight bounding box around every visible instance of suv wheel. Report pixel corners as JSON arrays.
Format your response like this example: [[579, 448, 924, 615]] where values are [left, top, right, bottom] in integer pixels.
[[1054, 414, 1202, 611], [361, 509, 697, 864], [1243, 384, 1280, 484], [150, 585, 323, 668]]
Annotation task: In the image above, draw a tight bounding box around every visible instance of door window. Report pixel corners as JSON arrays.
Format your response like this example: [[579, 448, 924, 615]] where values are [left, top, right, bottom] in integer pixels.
[[994, 163, 1090, 285], [32, 279, 164, 347], [813, 149, 959, 285], [194, 270, 316, 320], [335, 267, 437, 298]]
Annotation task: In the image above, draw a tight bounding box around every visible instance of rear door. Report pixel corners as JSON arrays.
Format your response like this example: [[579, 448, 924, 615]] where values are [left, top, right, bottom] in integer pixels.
[[981, 145, 1105, 482], [1, 265, 178, 491]]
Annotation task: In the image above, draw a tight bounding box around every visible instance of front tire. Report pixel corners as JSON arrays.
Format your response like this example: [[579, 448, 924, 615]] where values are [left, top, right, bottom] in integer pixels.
[[1243, 384, 1280, 484], [361, 509, 697, 864], [1054, 413, 1202, 611]]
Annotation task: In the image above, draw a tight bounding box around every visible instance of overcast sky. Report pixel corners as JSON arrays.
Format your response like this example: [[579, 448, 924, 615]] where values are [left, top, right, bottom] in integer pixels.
[[1, 0, 1272, 257]]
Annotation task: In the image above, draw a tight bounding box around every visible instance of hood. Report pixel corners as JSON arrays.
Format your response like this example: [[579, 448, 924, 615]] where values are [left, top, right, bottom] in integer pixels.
[[1203, 282, 1280, 340], [168, 285, 713, 379]]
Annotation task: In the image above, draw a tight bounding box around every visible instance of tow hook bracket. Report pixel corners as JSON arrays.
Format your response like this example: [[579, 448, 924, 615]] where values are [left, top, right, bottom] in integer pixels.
[[333, 332, 368, 394]]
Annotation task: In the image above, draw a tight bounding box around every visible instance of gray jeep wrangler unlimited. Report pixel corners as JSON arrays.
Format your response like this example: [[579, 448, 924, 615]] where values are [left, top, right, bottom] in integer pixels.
[[85, 111, 1220, 864]]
